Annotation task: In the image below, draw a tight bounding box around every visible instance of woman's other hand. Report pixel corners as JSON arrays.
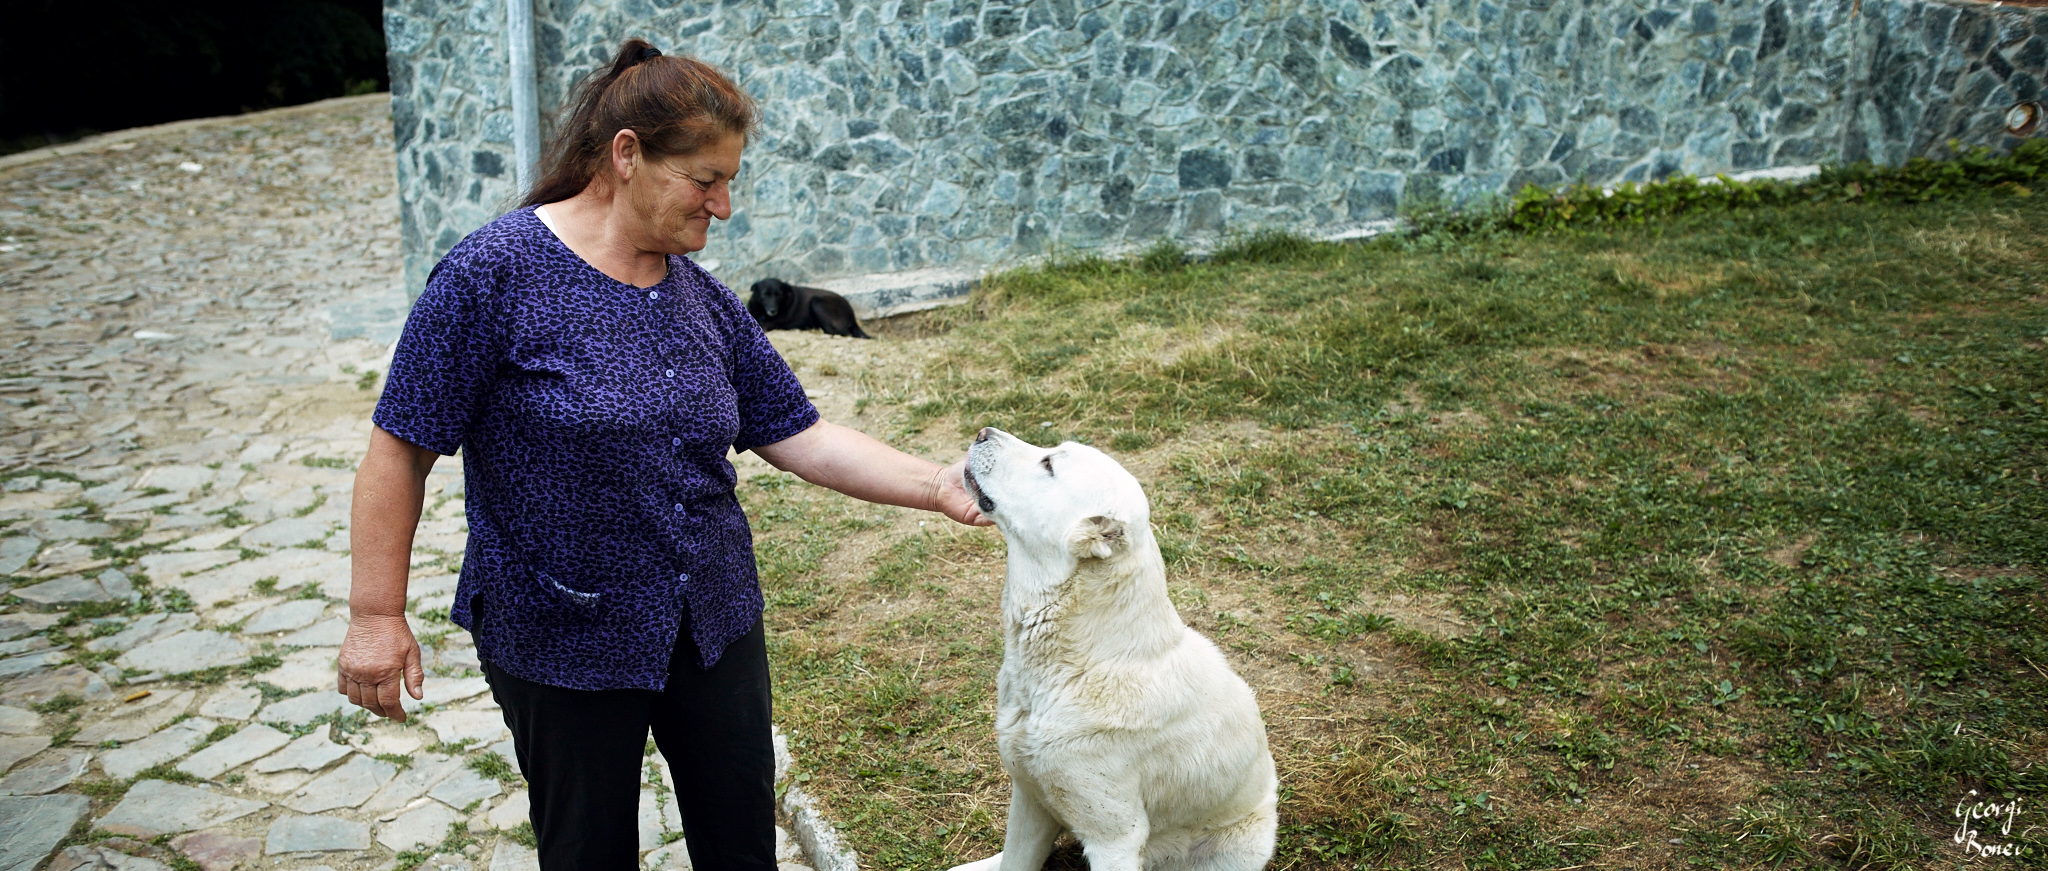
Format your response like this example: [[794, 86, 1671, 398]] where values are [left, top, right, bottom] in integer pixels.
[[337, 613, 425, 722]]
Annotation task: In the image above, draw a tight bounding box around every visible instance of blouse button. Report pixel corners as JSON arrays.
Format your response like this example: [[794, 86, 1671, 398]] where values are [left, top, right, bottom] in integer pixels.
[[672, 437, 682, 446], [648, 291, 659, 300], [674, 503, 684, 512], [665, 369, 676, 378], [677, 573, 688, 583]]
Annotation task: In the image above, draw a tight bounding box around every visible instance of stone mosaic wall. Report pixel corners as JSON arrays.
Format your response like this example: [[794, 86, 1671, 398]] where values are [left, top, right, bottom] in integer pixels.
[[385, 0, 2048, 298]]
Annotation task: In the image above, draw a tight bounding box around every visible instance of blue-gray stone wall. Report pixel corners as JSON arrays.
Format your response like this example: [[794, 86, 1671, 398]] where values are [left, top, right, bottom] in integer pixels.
[[385, 0, 2048, 299]]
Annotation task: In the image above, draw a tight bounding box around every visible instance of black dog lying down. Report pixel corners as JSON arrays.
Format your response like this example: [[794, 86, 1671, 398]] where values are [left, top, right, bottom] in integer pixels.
[[746, 278, 870, 338]]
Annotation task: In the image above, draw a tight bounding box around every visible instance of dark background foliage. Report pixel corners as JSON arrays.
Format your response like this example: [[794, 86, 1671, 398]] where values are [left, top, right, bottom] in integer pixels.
[[0, 0, 388, 155]]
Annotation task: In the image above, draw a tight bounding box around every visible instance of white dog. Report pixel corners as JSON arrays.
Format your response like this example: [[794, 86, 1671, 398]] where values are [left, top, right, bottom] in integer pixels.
[[951, 428, 1277, 871]]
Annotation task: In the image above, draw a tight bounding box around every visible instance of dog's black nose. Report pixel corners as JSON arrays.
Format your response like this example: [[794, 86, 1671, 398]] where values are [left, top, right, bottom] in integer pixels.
[[975, 427, 994, 444]]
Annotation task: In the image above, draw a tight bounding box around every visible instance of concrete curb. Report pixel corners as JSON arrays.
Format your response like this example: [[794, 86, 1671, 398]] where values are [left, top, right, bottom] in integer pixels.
[[816, 267, 982, 323], [773, 728, 861, 871], [0, 93, 391, 175]]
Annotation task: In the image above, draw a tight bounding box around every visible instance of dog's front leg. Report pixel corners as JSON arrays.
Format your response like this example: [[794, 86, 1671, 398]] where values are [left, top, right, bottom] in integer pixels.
[[993, 780, 1063, 871], [946, 781, 1062, 871]]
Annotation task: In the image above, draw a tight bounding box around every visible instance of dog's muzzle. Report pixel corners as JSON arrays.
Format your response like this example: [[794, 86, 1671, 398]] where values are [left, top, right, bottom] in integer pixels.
[[964, 428, 1005, 515], [962, 465, 995, 514]]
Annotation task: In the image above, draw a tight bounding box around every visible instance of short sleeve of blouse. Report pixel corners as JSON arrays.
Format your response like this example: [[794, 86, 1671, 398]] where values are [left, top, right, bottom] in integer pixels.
[[372, 250, 506, 456], [698, 267, 818, 452]]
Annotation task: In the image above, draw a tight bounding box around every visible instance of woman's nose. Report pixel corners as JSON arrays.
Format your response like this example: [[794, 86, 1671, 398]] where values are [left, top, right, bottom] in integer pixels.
[[707, 182, 732, 220]]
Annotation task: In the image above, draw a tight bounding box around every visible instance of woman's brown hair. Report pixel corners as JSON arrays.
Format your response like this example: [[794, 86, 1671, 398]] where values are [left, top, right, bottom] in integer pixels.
[[521, 38, 757, 208]]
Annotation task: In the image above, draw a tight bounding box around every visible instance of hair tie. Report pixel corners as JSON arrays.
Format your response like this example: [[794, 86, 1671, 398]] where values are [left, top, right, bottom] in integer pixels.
[[637, 46, 663, 63]]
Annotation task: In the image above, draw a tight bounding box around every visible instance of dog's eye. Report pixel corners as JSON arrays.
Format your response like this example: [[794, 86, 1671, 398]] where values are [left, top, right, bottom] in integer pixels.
[[1040, 456, 1054, 476]]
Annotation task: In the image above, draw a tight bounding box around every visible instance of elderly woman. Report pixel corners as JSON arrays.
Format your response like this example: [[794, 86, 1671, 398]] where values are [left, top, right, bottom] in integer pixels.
[[338, 38, 985, 871]]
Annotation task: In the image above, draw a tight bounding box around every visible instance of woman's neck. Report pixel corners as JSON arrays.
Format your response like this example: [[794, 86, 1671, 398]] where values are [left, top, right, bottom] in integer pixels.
[[542, 188, 669, 288]]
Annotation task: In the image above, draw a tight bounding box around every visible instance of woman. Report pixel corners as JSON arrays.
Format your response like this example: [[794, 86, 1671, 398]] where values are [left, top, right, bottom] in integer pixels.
[[337, 38, 986, 871]]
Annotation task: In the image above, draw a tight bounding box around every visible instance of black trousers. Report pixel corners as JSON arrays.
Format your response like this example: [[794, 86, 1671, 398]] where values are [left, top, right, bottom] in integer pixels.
[[483, 618, 776, 871]]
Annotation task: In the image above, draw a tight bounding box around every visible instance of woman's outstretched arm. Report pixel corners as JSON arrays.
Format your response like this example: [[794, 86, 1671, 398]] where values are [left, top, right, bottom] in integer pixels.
[[752, 420, 990, 527]]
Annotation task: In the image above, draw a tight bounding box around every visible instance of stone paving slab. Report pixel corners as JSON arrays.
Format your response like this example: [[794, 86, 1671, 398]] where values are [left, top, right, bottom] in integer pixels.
[[0, 751, 89, 796], [252, 733, 351, 774], [132, 551, 240, 583], [177, 723, 291, 779], [0, 793, 89, 871], [243, 599, 327, 635], [100, 717, 216, 780], [11, 573, 125, 606], [361, 756, 461, 816], [0, 616, 58, 644], [97, 780, 266, 839], [0, 665, 112, 706], [257, 691, 349, 726], [266, 814, 371, 854], [0, 641, 47, 661], [276, 618, 348, 648], [196, 685, 262, 720], [46, 841, 174, 871], [399, 675, 491, 713], [282, 755, 396, 814], [72, 690, 193, 745], [643, 843, 692, 871], [377, 801, 461, 852], [259, 649, 338, 693], [85, 613, 198, 654], [115, 631, 250, 674], [0, 539, 38, 576], [489, 842, 539, 871], [167, 832, 260, 871], [0, 736, 51, 776], [420, 710, 509, 747], [0, 653, 65, 682], [238, 518, 335, 551], [425, 767, 500, 810], [484, 790, 528, 830], [164, 551, 348, 608]]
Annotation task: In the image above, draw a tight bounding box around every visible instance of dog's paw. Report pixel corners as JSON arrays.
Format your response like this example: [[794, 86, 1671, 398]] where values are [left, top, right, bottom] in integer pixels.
[[944, 852, 1004, 871]]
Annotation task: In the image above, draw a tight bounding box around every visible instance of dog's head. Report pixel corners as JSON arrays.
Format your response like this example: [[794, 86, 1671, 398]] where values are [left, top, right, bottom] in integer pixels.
[[749, 278, 794, 319], [963, 427, 1148, 564]]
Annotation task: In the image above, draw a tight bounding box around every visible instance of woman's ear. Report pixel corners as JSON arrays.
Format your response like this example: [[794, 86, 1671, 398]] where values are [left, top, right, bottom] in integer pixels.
[[609, 129, 642, 183]]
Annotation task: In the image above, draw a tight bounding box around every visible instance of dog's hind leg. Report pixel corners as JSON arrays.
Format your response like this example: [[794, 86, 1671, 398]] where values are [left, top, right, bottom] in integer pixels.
[[1156, 807, 1276, 871], [1068, 800, 1149, 871], [947, 783, 1062, 871]]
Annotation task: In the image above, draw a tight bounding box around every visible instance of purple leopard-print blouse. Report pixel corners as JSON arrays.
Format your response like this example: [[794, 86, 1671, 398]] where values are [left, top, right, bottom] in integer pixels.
[[372, 205, 818, 691]]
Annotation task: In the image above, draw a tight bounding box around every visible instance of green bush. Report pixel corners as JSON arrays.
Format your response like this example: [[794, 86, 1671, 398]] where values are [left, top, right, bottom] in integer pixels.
[[1500, 138, 2048, 234]]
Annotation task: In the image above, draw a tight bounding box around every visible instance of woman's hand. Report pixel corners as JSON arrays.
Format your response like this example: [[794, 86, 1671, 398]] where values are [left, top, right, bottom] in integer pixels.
[[336, 613, 425, 722], [932, 458, 991, 527]]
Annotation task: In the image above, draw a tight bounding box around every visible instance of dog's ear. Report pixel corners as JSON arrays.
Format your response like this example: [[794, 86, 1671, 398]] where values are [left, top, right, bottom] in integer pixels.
[[1070, 515, 1128, 560]]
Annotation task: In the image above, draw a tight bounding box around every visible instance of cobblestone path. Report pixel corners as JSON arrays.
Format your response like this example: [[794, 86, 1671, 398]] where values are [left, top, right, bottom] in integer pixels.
[[0, 97, 818, 871]]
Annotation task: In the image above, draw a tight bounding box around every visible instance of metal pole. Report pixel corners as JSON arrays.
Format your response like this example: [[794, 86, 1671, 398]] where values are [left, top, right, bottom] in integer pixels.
[[506, 0, 540, 193]]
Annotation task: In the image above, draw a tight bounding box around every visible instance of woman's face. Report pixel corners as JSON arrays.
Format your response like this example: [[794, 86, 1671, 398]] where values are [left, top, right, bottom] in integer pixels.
[[625, 131, 744, 255]]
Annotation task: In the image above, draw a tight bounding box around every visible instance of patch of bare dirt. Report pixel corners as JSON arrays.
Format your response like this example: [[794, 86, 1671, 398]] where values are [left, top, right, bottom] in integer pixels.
[[1766, 533, 1817, 568]]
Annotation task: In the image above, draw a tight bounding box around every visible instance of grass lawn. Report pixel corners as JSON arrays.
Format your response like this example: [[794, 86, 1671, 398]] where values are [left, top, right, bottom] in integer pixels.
[[743, 192, 2047, 870]]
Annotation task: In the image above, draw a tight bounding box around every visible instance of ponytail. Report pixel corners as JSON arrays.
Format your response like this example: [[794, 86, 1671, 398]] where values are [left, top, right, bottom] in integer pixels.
[[520, 38, 756, 208]]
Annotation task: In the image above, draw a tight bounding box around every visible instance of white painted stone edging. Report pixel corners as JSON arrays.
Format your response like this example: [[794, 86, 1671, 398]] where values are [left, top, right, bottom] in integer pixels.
[[773, 728, 860, 871]]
